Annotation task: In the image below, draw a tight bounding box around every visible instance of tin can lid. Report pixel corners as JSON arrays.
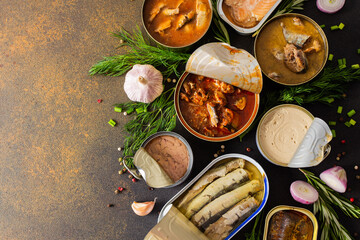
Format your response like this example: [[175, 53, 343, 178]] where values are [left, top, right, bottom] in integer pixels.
[[288, 117, 332, 168], [185, 42, 263, 94], [133, 148, 175, 188]]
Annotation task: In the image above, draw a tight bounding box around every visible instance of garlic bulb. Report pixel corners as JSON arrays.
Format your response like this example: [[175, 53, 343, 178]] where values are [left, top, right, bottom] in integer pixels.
[[124, 64, 164, 103], [131, 197, 157, 216]]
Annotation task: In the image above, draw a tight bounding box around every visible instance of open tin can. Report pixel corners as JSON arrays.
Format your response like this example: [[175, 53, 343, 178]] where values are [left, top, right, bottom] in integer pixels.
[[145, 153, 269, 240], [256, 104, 332, 168], [123, 131, 193, 188], [263, 205, 318, 240]]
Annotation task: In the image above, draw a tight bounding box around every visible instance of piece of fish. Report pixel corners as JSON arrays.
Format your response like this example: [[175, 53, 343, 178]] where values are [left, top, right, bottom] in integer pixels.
[[234, 96, 246, 110], [212, 91, 227, 106], [163, 8, 179, 16], [219, 108, 234, 127], [176, 159, 245, 209], [304, 39, 321, 53], [196, 0, 209, 28], [281, 22, 310, 48], [191, 179, 262, 228], [182, 168, 250, 218], [206, 103, 219, 127], [271, 48, 284, 61], [149, 3, 165, 23], [176, 10, 195, 30], [154, 18, 172, 34], [204, 197, 259, 240], [268, 72, 281, 80], [283, 43, 308, 73], [293, 17, 304, 26]]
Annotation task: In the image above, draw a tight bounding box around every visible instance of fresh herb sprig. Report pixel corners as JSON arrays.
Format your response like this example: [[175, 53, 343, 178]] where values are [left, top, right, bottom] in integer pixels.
[[301, 169, 360, 240], [245, 210, 265, 240], [89, 26, 190, 78], [211, 0, 231, 44], [252, 0, 307, 37], [115, 87, 176, 167]]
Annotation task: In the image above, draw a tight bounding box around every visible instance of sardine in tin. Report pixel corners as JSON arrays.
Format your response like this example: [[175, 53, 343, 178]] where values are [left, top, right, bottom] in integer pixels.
[[157, 153, 269, 240]]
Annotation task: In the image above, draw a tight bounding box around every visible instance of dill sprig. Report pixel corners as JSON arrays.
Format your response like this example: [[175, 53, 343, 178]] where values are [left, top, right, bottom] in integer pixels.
[[301, 169, 360, 240], [252, 0, 307, 37], [239, 67, 360, 141], [89, 26, 190, 78], [245, 210, 265, 240], [211, 0, 231, 44], [115, 87, 176, 167]]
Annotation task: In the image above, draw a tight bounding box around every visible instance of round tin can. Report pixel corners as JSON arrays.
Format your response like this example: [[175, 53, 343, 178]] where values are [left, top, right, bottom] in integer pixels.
[[254, 13, 329, 86], [123, 131, 193, 188], [141, 0, 213, 49], [256, 104, 332, 168], [263, 205, 318, 240]]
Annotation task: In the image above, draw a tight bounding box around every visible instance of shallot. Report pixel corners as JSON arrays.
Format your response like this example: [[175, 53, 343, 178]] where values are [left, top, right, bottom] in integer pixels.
[[290, 180, 319, 204], [320, 166, 347, 193], [317, 0, 345, 14]]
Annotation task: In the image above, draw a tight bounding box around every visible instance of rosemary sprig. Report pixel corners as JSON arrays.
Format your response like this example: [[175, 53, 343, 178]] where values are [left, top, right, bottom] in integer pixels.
[[211, 0, 231, 44], [115, 87, 176, 167], [89, 26, 190, 78], [301, 169, 360, 240], [252, 0, 307, 37]]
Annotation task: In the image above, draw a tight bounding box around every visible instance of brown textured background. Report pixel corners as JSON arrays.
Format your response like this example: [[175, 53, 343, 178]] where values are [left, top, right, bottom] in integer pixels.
[[1, 0, 360, 240]]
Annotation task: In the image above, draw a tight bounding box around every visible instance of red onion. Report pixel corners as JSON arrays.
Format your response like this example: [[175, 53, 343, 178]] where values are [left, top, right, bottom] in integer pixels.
[[320, 166, 347, 193], [317, 0, 345, 14], [290, 180, 319, 204]]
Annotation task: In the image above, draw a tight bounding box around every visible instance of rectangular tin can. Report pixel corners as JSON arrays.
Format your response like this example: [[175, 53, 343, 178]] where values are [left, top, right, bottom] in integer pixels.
[[217, 0, 282, 35], [158, 153, 269, 240], [263, 205, 318, 240]]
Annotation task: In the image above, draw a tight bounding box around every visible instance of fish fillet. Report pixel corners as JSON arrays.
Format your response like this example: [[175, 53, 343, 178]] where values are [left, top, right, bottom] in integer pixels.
[[182, 168, 250, 218], [281, 22, 310, 48], [251, 0, 278, 21], [191, 179, 262, 228], [196, 0, 210, 28], [204, 197, 259, 240], [154, 19, 172, 34], [176, 11, 195, 30], [176, 158, 245, 209], [206, 103, 219, 127], [149, 3, 165, 23]]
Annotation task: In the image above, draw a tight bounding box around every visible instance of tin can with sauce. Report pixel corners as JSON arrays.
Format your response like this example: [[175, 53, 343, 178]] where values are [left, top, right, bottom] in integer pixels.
[[256, 104, 332, 168], [123, 131, 193, 188], [263, 205, 318, 240], [144, 153, 269, 240]]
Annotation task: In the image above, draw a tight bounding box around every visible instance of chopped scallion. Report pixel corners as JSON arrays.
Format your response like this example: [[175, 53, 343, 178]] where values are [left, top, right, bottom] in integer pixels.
[[337, 106, 343, 114], [328, 54, 334, 61], [339, 65, 346, 69], [320, 24, 326, 28], [329, 121, 337, 126], [338, 59, 343, 66], [114, 107, 122, 112], [331, 129, 336, 138], [108, 119, 117, 127], [126, 108, 134, 114], [358, 49, 360, 54], [136, 107, 144, 114], [345, 121, 352, 127], [352, 64, 360, 69], [347, 109, 356, 117], [331, 25, 339, 30], [349, 119, 357, 125], [339, 22, 345, 30], [342, 58, 346, 66], [327, 98, 334, 103]]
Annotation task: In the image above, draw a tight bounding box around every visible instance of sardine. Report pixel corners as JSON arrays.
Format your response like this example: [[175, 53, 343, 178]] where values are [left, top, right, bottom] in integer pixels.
[[271, 48, 284, 61], [176, 158, 245, 209], [234, 96, 246, 111], [204, 197, 259, 240], [293, 17, 304, 26], [149, 3, 165, 23], [283, 43, 308, 73], [268, 72, 281, 80], [163, 0, 183, 16], [304, 39, 321, 53], [191, 180, 262, 228], [176, 10, 195, 30], [154, 19, 172, 34], [182, 168, 250, 218], [281, 22, 310, 48], [206, 103, 219, 127], [196, 0, 209, 28]]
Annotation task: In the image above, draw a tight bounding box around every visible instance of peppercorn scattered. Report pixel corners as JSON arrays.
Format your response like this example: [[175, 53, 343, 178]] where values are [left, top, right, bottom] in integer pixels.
[[118, 147, 122, 151], [132, 178, 137, 183], [347, 187, 352, 192], [356, 175, 360, 180], [341, 139, 346, 144], [350, 198, 354, 202], [355, 165, 359, 170], [118, 170, 123, 175], [128, 175, 133, 179], [97, 99, 103, 103], [354, 232, 359, 237], [246, 147, 252, 152], [214, 153, 218, 158], [115, 189, 120, 194], [167, 78, 171, 83], [337, 153, 342, 158], [148, 187, 154, 191], [221, 145, 225, 149], [107, 204, 114, 207], [339, 117, 345, 123], [118, 187, 124, 192], [342, 152, 346, 156], [336, 157, 340, 161], [122, 168, 127, 173]]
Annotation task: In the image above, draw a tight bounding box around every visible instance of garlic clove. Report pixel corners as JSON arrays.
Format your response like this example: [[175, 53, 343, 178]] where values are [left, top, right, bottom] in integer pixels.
[[131, 197, 157, 216]]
